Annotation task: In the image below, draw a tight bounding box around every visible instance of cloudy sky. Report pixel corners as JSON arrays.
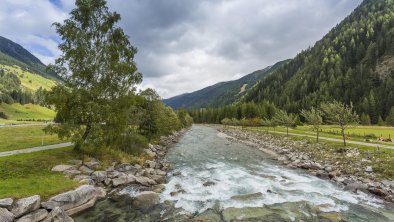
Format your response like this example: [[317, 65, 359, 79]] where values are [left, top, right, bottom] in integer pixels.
[[0, 0, 362, 98]]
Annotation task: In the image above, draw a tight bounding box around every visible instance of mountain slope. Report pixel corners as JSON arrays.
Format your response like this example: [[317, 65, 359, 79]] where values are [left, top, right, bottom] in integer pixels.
[[244, 0, 394, 123], [0, 36, 59, 80], [164, 60, 289, 109]]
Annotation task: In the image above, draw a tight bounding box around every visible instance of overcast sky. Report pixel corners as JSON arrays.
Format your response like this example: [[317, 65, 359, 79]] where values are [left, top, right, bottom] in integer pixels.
[[0, 0, 362, 98]]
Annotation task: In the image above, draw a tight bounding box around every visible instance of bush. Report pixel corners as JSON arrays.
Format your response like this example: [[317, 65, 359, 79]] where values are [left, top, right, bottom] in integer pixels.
[[0, 111, 8, 119], [116, 132, 148, 155]]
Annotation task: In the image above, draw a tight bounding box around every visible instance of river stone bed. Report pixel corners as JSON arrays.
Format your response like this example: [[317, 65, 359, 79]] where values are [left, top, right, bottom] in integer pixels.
[[73, 125, 394, 222]]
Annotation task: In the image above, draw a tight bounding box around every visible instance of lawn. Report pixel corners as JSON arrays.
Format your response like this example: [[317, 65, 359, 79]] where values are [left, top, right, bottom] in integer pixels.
[[0, 125, 63, 152], [0, 103, 56, 123], [0, 147, 80, 200], [254, 125, 394, 146], [0, 64, 57, 91]]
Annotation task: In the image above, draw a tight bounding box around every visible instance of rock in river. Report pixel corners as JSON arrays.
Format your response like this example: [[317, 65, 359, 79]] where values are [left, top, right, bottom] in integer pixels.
[[132, 191, 160, 210], [230, 192, 263, 201], [11, 195, 41, 218]]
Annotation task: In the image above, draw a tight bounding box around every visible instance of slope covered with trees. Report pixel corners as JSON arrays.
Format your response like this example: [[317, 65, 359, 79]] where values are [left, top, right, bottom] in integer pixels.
[[0, 36, 60, 80], [244, 0, 394, 124], [164, 60, 289, 109]]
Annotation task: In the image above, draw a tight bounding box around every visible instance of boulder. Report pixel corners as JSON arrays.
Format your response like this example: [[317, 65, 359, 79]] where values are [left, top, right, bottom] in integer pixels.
[[91, 171, 107, 182], [231, 192, 263, 201], [150, 175, 165, 184], [194, 209, 222, 222], [79, 179, 95, 185], [222, 207, 273, 221], [144, 160, 156, 169], [106, 170, 120, 178], [15, 209, 48, 222], [51, 165, 75, 172], [79, 166, 94, 175], [73, 175, 91, 182], [65, 197, 97, 216], [0, 208, 14, 222], [11, 195, 41, 218], [203, 181, 216, 187], [152, 184, 166, 193], [116, 164, 136, 173], [135, 176, 156, 186], [368, 188, 388, 197], [112, 174, 136, 187], [42, 207, 73, 222], [63, 170, 81, 175], [0, 198, 13, 209], [85, 160, 100, 170], [344, 182, 368, 193], [41, 185, 100, 210], [154, 169, 167, 176], [132, 191, 159, 209], [145, 150, 157, 158], [365, 166, 373, 173], [310, 162, 322, 170]]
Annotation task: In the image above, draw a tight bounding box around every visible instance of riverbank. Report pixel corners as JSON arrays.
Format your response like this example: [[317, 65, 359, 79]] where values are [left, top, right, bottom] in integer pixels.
[[0, 129, 188, 222], [217, 125, 394, 204]]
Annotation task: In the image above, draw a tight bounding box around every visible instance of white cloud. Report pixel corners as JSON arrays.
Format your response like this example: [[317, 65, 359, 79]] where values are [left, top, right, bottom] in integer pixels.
[[0, 0, 362, 98]]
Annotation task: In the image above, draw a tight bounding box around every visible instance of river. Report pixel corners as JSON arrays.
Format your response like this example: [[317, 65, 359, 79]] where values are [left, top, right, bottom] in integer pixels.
[[75, 125, 394, 221]]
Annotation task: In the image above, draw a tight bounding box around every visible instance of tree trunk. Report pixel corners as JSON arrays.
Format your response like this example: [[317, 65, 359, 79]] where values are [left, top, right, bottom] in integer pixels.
[[74, 124, 92, 151], [316, 127, 319, 142], [341, 127, 346, 146], [286, 126, 289, 137]]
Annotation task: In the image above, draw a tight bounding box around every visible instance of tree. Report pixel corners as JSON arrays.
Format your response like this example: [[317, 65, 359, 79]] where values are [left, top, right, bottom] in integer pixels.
[[377, 116, 385, 126], [273, 110, 297, 137], [45, 0, 142, 151], [386, 107, 394, 126], [321, 101, 359, 146], [360, 113, 371, 125], [301, 107, 323, 142]]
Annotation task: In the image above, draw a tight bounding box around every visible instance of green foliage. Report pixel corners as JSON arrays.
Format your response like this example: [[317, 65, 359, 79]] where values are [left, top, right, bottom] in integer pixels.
[[321, 101, 359, 146], [301, 107, 323, 141], [221, 117, 263, 127], [244, 0, 394, 119], [386, 107, 394, 126], [360, 113, 372, 125], [273, 110, 298, 136], [138, 89, 185, 141], [190, 101, 277, 124], [377, 116, 385, 126], [46, 0, 142, 151]]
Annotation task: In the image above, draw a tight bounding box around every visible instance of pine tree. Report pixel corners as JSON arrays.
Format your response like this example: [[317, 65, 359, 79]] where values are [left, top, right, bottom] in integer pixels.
[[386, 107, 394, 126]]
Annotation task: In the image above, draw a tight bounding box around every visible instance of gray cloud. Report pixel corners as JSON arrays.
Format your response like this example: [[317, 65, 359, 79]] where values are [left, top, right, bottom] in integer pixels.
[[0, 0, 362, 98]]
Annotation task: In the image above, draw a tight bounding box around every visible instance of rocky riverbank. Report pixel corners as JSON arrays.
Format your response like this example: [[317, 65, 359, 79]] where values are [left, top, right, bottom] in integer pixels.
[[218, 126, 394, 204], [0, 129, 188, 222]]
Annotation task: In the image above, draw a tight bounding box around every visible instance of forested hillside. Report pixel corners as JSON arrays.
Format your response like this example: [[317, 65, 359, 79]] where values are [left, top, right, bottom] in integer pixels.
[[244, 0, 394, 124], [0, 36, 60, 80], [164, 60, 288, 109]]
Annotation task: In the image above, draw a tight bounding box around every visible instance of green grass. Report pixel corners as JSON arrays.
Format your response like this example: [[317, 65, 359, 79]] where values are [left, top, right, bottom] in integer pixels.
[[0, 64, 56, 91], [0, 147, 80, 200], [0, 103, 56, 123], [236, 126, 394, 179], [0, 125, 64, 152], [254, 125, 394, 146]]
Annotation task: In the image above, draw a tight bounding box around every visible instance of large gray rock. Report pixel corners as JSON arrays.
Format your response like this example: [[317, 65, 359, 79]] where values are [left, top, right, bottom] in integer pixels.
[[135, 176, 156, 186], [51, 165, 75, 172], [79, 166, 94, 175], [91, 171, 107, 182], [85, 160, 100, 170], [132, 191, 159, 209], [42, 207, 73, 222], [111, 174, 136, 187], [0, 198, 13, 209], [41, 185, 100, 210], [16, 209, 48, 222], [0, 208, 15, 222], [144, 160, 156, 169], [222, 207, 272, 221], [11, 195, 41, 218]]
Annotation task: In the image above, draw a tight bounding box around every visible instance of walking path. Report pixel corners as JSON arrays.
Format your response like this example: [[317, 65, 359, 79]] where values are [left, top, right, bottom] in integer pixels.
[[0, 142, 73, 157], [267, 130, 394, 149]]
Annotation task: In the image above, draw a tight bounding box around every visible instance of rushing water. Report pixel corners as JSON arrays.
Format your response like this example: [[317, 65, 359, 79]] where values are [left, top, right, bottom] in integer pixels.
[[75, 125, 394, 221]]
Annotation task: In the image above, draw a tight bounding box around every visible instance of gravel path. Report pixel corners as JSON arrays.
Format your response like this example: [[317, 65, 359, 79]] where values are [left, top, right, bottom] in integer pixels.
[[0, 142, 73, 157]]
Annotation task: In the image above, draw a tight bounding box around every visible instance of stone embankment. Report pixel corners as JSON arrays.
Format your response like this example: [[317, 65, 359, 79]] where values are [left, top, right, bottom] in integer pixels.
[[0, 129, 187, 222], [219, 127, 394, 203]]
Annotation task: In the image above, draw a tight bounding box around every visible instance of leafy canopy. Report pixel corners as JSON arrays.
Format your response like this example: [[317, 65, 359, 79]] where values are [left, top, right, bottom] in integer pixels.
[[46, 0, 142, 150]]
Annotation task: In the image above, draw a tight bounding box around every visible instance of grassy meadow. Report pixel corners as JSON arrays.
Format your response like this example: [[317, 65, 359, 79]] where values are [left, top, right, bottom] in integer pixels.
[[0, 147, 81, 200], [0, 103, 56, 124], [0, 64, 56, 91], [0, 125, 63, 152]]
